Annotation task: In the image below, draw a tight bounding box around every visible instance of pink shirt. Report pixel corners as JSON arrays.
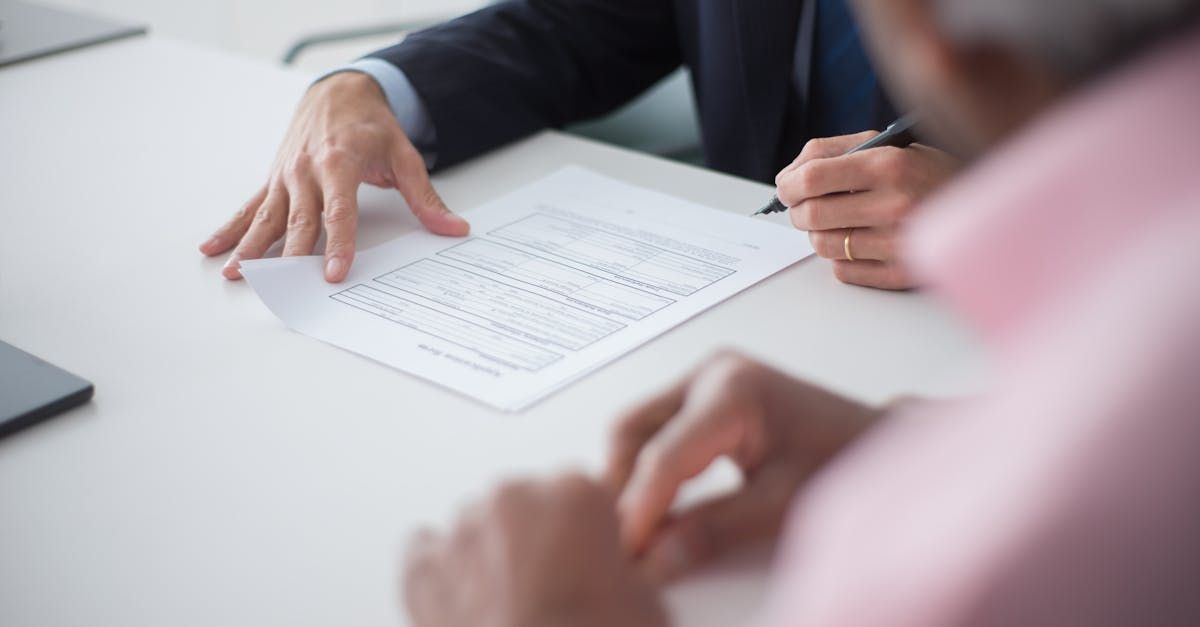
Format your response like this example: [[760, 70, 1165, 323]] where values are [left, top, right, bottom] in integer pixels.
[[760, 26, 1200, 627]]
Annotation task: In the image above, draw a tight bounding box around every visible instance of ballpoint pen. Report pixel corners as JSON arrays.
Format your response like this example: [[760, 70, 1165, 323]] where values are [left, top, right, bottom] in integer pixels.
[[753, 113, 921, 216]]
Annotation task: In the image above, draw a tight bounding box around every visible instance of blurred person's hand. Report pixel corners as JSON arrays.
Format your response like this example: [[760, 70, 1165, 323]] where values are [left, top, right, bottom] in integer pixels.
[[608, 352, 881, 583], [777, 132, 959, 290], [199, 72, 469, 283], [403, 474, 667, 627]]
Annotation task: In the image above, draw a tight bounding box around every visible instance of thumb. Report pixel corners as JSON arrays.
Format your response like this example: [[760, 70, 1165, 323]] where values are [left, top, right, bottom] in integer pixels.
[[616, 396, 752, 556], [391, 139, 470, 236], [639, 466, 801, 584]]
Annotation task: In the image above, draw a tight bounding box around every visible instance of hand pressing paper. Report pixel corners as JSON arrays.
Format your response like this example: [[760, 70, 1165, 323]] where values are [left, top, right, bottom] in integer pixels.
[[240, 166, 813, 411]]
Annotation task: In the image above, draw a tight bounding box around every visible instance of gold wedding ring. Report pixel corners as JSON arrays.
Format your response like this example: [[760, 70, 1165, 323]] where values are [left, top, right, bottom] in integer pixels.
[[844, 229, 856, 262]]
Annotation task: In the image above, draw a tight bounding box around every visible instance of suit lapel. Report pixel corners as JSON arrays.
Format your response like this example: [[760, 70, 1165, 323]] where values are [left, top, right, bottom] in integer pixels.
[[733, 0, 805, 177]]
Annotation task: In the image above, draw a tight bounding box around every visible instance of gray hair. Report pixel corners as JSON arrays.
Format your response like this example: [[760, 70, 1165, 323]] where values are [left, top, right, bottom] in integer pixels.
[[933, 0, 1200, 79]]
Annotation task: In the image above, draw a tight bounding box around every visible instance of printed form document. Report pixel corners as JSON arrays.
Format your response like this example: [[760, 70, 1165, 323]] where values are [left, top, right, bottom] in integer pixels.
[[241, 167, 812, 411]]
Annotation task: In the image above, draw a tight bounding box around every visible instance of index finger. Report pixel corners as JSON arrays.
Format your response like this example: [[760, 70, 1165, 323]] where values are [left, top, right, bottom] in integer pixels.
[[319, 165, 360, 283], [776, 131, 879, 183], [605, 379, 688, 493], [616, 390, 755, 554], [391, 140, 470, 237], [776, 149, 881, 208]]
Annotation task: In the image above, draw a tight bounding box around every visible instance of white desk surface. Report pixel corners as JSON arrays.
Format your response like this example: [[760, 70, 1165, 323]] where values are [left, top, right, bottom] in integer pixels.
[[0, 37, 987, 627]]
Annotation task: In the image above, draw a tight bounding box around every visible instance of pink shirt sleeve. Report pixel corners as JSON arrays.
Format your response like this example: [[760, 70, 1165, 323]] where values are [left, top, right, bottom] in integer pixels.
[[755, 25, 1200, 622], [756, 203, 1200, 626]]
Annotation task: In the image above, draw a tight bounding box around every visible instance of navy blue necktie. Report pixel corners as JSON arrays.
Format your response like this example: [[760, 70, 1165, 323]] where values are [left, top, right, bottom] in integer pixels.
[[807, 0, 878, 139]]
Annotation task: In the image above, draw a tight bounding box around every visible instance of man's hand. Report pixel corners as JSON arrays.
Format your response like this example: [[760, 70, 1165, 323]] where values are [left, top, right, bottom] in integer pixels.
[[776, 132, 959, 290], [403, 475, 667, 627], [199, 72, 469, 283], [608, 352, 882, 583]]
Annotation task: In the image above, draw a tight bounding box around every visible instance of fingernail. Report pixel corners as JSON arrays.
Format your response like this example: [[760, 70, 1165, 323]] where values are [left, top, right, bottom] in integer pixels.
[[222, 254, 243, 280], [201, 236, 220, 251], [325, 256, 345, 280]]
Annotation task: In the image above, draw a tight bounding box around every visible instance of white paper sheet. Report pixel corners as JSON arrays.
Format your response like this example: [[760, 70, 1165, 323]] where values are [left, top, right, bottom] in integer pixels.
[[240, 166, 812, 411]]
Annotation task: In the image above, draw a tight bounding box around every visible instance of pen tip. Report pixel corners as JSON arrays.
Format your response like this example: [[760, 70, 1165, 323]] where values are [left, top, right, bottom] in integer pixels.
[[753, 196, 786, 216]]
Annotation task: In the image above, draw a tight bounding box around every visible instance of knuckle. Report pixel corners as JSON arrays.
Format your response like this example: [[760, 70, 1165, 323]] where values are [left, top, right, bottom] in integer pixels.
[[325, 242, 354, 258], [878, 230, 897, 259], [802, 136, 830, 157], [231, 245, 255, 261], [282, 156, 312, 182], [419, 186, 444, 212], [885, 196, 910, 223], [794, 162, 821, 195], [809, 230, 836, 258], [286, 210, 314, 231], [315, 152, 340, 171], [396, 140, 423, 165], [801, 200, 823, 229], [234, 192, 267, 223], [324, 213, 354, 236], [873, 147, 909, 183], [880, 233, 900, 260], [315, 145, 352, 170], [833, 260, 855, 283], [324, 198, 356, 224], [252, 204, 276, 224], [234, 202, 255, 221], [787, 205, 806, 230], [777, 182, 799, 209], [884, 264, 913, 290]]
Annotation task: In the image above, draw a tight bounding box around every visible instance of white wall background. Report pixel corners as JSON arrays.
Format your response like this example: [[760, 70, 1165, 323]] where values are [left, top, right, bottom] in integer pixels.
[[44, 0, 703, 159], [48, 0, 486, 70]]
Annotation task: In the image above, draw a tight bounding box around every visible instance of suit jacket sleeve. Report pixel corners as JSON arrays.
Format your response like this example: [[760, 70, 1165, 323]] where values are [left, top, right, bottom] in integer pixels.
[[367, 0, 681, 169]]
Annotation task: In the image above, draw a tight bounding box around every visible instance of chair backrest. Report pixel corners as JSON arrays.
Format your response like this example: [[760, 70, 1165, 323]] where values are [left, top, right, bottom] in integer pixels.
[[566, 68, 703, 165]]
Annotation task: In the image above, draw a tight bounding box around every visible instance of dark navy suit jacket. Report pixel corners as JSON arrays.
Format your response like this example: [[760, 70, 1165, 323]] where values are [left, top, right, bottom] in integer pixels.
[[369, 0, 893, 183]]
